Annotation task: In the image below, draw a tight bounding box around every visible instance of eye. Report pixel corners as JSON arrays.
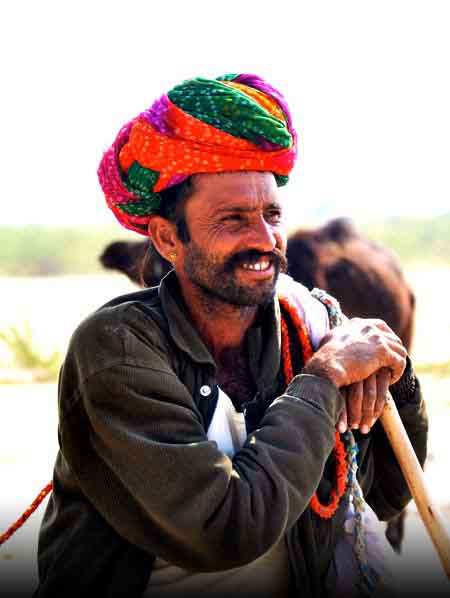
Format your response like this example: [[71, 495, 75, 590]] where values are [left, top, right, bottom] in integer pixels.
[[266, 208, 283, 223], [222, 214, 244, 223]]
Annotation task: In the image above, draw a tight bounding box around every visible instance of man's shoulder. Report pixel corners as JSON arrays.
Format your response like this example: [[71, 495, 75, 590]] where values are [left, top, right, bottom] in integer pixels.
[[99, 285, 161, 311], [83, 285, 164, 333], [66, 285, 170, 370]]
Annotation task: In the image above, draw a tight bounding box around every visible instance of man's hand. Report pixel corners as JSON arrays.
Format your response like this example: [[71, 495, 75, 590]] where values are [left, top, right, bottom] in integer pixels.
[[302, 318, 407, 431], [337, 368, 391, 434]]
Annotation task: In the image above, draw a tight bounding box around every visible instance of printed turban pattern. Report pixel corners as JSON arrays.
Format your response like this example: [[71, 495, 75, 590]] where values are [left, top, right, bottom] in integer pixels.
[[98, 73, 298, 235]]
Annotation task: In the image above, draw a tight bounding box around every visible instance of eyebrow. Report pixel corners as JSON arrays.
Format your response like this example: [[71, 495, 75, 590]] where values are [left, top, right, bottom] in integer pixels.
[[214, 202, 282, 214]]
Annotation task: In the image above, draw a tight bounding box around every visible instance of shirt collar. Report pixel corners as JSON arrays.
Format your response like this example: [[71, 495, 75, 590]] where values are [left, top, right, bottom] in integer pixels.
[[159, 270, 281, 389]]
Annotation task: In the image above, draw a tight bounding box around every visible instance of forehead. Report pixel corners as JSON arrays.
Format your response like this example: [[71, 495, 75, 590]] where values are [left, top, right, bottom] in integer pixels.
[[188, 171, 281, 213]]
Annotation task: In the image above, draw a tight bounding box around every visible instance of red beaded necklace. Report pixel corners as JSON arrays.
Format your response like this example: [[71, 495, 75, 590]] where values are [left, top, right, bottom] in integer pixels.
[[279, 295, 348, 520]]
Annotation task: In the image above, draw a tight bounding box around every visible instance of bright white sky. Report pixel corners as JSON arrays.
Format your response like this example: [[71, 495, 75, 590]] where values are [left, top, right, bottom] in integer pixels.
[[1, 0, 449, 229]]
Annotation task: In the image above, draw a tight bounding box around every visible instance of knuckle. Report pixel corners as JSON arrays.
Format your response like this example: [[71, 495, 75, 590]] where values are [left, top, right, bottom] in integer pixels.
[[371, 331, 384, 345], [374, 318, 387, 328], [361, 324, 373, 335]]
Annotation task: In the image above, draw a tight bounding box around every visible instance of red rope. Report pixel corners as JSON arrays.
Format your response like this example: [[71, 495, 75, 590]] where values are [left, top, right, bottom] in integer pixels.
[[279, 295, 348, 519], [0, 482, 53, 546], [278, 295, 314, 363]]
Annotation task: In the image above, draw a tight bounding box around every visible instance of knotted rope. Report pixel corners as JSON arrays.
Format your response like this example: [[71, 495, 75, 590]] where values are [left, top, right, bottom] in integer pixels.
[[0, 482, 52, 547], [311, 288, 380, 595]]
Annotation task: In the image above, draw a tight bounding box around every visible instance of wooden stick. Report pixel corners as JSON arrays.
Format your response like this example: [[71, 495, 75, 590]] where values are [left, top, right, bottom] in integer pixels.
[[380, 394, 450, 580]]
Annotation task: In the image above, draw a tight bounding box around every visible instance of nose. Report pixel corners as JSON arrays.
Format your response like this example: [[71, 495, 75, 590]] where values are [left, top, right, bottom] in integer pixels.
[[247, 216, 283, 254]]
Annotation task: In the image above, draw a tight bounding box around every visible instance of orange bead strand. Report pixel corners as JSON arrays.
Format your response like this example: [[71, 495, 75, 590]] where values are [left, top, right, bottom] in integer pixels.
[[279, 295, 348, 519]]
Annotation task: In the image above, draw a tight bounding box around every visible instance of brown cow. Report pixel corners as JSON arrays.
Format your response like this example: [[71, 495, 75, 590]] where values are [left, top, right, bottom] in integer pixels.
[[286, 218, 415, 351], [99, 217, 416, 552], [100, 239, 172, 288]]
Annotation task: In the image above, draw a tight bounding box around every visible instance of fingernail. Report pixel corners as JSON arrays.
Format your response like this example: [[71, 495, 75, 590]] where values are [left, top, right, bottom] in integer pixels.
[[351, 423, 359, 429], [361, 424, 369, 434], [338, 421, 346, 434]]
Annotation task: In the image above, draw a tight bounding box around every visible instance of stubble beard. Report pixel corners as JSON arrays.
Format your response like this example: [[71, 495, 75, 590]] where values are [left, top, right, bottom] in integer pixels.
[[182, 241, 287, 308]]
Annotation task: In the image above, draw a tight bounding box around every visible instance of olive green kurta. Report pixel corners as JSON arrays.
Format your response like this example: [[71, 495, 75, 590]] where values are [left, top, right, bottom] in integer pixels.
[[35, 271, 428, 597]]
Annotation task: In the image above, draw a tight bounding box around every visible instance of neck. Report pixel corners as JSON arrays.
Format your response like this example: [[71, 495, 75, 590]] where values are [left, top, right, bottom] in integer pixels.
[[179, 279, 258, 361]]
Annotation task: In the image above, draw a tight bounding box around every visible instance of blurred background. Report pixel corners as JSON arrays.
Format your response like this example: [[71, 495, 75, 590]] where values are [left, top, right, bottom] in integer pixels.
[[0, 0, 449, 595]]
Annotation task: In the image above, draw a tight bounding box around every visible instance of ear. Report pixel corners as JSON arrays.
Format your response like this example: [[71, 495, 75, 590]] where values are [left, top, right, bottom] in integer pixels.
[[147, 215, 179, 262]]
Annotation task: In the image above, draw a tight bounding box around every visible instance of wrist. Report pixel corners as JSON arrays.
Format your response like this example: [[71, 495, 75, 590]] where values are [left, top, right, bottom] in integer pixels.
[[302, 358, 344, 388]]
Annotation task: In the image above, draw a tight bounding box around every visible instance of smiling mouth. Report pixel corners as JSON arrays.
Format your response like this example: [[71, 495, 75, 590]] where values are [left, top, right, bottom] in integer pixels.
[[239, 260, 272, 272]]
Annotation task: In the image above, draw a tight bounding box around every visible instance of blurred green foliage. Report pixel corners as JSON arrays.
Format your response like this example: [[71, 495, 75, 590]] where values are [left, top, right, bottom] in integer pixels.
[[0, 226, 136, 276], [415, 360, 450, 378], [361, 214, 450, 266], [0, 322, 61, 381], [0, 215, 449, 276]]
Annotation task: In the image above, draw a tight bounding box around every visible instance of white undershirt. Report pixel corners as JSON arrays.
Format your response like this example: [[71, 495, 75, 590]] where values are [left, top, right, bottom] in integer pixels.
[[144, 388, 291, 597]]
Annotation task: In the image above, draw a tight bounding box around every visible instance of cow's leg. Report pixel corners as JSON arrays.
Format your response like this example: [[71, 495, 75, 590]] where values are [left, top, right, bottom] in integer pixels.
[[385, 510, 406, 553]]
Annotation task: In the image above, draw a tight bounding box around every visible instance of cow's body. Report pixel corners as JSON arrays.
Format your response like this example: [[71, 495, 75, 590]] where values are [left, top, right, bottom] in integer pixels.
[[286, 218, 415, 351]]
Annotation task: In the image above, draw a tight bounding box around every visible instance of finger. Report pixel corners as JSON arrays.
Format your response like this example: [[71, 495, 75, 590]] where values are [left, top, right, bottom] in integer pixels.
[[373, 367, 391, 422], [352, 317, 405, 348], [354, 317, 399, 338], [347, 380, 363, 430], [385, 337, 408, 357], [385, 351, 407, 384], [336, 401, 348, 434], [360, 374, 377, 434], [362, 325, 406, 354], [376, 339, 407, 381], [373, 320, 402, 341]]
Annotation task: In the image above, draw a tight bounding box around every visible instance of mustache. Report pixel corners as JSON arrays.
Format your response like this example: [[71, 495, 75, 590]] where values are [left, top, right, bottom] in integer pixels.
[[224, 249, 288, 273]]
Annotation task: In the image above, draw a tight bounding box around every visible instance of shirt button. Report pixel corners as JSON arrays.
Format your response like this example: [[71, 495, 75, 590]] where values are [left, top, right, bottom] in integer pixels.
[[200, 385, 212, 397]]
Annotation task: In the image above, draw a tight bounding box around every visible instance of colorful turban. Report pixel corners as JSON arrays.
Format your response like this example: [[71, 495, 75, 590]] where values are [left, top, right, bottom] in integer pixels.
[[98, 73, 298, 235]]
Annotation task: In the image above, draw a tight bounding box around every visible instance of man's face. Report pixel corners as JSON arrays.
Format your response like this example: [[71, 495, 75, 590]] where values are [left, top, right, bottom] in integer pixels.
[[176, 171, 288, 307]]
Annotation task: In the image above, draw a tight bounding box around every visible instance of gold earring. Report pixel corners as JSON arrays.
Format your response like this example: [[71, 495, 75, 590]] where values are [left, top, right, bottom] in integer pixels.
[[168, 251, 177, 263]]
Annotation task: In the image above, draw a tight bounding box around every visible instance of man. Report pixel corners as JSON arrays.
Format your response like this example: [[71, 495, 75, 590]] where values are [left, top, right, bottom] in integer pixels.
[[35, 74, 427, 597]]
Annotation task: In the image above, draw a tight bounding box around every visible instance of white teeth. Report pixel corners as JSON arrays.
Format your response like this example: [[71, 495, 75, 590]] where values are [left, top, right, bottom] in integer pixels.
[[241, 261, 270, 271]]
